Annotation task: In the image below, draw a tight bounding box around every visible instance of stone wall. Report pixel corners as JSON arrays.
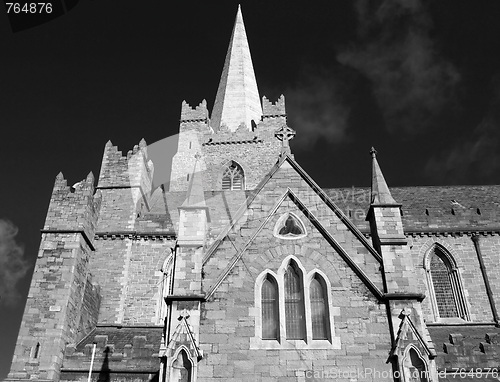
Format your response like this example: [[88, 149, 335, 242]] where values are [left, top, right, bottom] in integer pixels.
[[91, 237, 174, 325]]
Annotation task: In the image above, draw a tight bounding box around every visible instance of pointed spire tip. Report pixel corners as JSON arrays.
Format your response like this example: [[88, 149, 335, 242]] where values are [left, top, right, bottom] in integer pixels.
[[211, 3, 262, 132]]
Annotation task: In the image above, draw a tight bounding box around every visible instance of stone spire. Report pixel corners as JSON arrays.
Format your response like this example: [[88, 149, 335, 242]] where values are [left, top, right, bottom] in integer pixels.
[[370, 147, 397, 205], [211, 5, 262, 132]]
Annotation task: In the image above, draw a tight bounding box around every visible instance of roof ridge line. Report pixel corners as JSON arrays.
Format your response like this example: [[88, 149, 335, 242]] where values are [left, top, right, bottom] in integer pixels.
[[284, 155, 383, 264], [205, 188, 385, 301]]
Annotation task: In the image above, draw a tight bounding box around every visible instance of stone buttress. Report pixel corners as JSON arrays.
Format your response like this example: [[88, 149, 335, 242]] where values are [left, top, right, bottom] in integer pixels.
[[160, 156, 208, 381], [366, 148, 438, 380], [7, 173, 101, 382]]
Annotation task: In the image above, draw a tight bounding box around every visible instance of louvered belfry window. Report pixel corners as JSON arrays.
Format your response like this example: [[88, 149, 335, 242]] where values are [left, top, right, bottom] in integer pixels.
[[222, 162, 244, 190], [310, 275, 328, 340], [261, 276, 279, 340], [430, 249, 459, 318], [284, 263, 305, 340]]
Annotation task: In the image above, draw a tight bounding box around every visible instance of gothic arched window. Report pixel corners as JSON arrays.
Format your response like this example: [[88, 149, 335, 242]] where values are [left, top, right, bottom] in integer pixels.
[[284, 262, 305, 340], [403, 347, 429, 382], [170, 349, 192, 382], [30, 342, 40, 359], [310, 275, 329, 340], [222, 161, 244, 190], [426, 245, 468, 321], [261, 275, 279, 340]]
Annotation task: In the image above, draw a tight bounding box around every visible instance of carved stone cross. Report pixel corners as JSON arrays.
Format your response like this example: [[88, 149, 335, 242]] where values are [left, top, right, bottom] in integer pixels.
[[274, 125, 296, 154]]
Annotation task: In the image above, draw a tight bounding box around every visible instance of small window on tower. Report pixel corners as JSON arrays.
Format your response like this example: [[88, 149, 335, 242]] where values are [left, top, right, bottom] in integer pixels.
[[274, 213, 306, 240], [222, 161, 245, 190], [30, 342, 40, 359]]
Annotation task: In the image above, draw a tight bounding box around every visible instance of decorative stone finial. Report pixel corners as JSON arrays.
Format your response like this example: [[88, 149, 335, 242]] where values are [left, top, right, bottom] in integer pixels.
[[370, 147, 397, 205]]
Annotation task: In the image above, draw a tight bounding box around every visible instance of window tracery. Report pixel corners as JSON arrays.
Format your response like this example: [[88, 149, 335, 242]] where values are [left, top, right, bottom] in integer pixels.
[[274, 213, 306, 240], [222, 161, 244, 190]]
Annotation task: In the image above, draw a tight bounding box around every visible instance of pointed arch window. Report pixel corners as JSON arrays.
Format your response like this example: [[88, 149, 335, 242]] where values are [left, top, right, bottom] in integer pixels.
[[310, 275, 329, 340], [430, 252, 458, 318], [222, 161, 244, 190], [403, 347, 429, 382], [426, 245, 468, 321], [253, 257, 341, 349], [261, 275, 279, 340], [30, 342, 40, 359], [284, 262, 305, 340], [170, 349, 192, 382]]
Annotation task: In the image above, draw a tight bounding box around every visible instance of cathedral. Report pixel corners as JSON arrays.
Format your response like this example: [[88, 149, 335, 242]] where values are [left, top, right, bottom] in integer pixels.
[[7, 6, 500, 382]]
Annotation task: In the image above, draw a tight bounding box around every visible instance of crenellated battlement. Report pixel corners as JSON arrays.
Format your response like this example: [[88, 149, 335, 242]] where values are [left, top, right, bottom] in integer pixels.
[[180, 99, 209, 123], [44, 171, 101, 243], [442, 332, 500, 358], [98, 139, 153, 190], [262, 94, 286, 118]]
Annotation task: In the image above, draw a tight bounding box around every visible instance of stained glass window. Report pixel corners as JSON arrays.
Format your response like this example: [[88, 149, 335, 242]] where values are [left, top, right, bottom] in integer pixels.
[[310, 276, 328, 340], [430, 249, 459, 318], [262, 276, 279, 340], [279, 215, 303, 236], [284, 263, 305, 340]]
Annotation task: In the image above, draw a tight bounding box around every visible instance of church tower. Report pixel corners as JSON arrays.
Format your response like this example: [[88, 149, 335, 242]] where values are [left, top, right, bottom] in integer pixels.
[[169, 5, 289, 192]]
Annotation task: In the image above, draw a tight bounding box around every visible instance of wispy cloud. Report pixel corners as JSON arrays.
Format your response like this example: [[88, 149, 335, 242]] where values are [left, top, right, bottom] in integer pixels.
[[425, 82, 500, 184], [0, 219, 29, 306], [338, 0, 460, 134], [286, 70, 351, 148]]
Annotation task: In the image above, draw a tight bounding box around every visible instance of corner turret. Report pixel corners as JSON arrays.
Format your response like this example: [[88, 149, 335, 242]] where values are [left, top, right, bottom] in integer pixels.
[[8, 172, 102, 381]]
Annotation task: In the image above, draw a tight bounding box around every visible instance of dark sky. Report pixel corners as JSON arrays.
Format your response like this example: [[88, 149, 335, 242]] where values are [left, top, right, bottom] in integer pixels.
[[1, 0, 500, 377]]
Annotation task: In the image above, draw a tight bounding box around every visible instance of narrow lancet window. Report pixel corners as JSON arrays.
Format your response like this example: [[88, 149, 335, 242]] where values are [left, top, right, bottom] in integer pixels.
[[171, 349, 192, 382], [284, 262, 305, 340], [261, 275, 279, 340], [405, 347, 429, 382], [310, 275, 328, 340], [31, 342, 40, 359], [430, 249, 459, 318]]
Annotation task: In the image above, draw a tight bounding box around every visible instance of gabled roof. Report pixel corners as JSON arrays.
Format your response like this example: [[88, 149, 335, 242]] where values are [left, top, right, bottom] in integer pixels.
[[201, 154, 385, 301], [390, 310, 437, 359], [324, 185, 500, 233], [167, 312, 203, 360]]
